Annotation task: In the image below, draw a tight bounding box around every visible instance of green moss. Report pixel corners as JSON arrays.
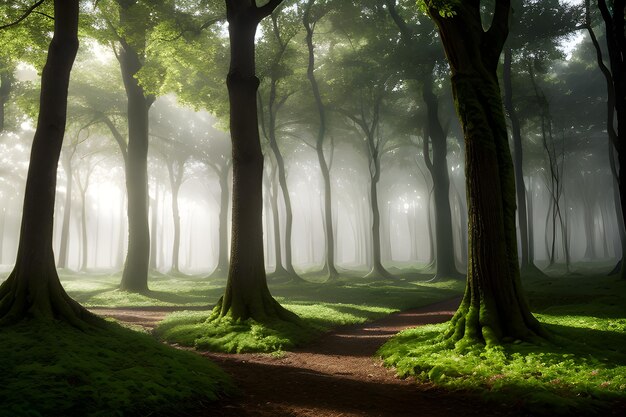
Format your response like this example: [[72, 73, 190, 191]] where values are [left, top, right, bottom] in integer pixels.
[[379, 274, 626, 415], [0, 319, 233, 417], [156, 300, 414, 353]]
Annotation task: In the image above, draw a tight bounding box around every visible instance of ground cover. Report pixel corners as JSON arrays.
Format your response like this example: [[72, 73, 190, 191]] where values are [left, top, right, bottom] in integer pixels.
[[0, 319, 233, 417], [379, 272, 626, 415], [152, 272, 464, 353]]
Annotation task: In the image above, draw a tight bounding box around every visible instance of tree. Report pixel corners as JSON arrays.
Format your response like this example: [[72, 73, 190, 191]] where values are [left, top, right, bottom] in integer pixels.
[[425, 0, 546, 344], [593, 0, 626, 278], [257, 10, 302, 281], [302, 0, 339, 280], [214, 0, 297, 323], [0, 0, 98, 327], [385, 0, 461, 279]]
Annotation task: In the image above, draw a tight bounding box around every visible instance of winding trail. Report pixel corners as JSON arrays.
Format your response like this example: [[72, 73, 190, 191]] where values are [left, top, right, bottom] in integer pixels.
[[91, 298, 525, 417]]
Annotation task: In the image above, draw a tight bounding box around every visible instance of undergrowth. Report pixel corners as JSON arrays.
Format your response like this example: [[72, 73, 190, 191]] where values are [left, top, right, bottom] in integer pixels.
[[0, 319, 233, 417], [379, 274, 626, 415]]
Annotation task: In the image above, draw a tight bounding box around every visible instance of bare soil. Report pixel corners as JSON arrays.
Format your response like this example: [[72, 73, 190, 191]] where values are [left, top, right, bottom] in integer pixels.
[[91, 299, 529, 417]]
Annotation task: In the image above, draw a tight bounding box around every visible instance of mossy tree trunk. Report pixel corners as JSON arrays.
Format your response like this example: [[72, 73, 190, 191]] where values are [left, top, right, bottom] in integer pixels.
[[0, 0, 98, 327], [303, 0, 338, 281], [428, 0, 547, 345], [215, 0, 297, 323]]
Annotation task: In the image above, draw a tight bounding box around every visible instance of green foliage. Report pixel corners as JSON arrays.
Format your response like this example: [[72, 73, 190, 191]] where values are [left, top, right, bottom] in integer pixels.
[[379, 274, 626, 415], [418, 0, 459, 18], [0, 319, 232, 417]]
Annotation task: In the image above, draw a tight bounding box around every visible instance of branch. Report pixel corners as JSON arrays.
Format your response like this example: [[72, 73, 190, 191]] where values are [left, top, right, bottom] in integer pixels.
[[0, 0, 47, 30], [256, 0, 284, 21]]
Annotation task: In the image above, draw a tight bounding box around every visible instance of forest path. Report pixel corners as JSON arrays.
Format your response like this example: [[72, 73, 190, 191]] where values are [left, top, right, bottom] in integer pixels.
[[91, 298, 522, 417]]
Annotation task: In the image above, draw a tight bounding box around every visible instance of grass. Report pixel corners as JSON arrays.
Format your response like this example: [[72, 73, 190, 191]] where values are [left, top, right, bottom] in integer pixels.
[[154, 272, 464, 353], [378, 273, 626, 415], [0, 318, 233, 417]]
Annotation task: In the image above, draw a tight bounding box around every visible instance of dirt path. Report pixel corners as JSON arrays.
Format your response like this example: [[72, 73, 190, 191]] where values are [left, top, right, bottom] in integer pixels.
[[92, 299, 524, 417]]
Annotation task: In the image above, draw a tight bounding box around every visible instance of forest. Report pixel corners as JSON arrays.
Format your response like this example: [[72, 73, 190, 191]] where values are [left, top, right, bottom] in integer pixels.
[[0, 0, 625, 416]]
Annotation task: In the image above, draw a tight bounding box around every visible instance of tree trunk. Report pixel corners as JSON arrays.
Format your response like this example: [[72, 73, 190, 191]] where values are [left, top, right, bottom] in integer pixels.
[[0, 0, 98, 327], [304, 1, 338, 281], [215, 0, 296, 323], [366, 153, 393, 279], [423, 72, 461, 279], [118, 3, 152, 292], [149, 186, 158, 271], [0, 67, 13, 132], [268, 162, 288, 276], [428, 1, 546, 345], [57, 151, 74, 269], [79, 187, 88, 271], [211, 166, 230, 277], [167, 161, 183, 274], [503, 47, 532, 271], [598, 0, 626, 279]]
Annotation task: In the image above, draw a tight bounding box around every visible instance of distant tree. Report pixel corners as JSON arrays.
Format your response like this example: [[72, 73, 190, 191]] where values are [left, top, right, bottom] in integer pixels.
[[425, 0, 547, 344], [257, 9, 303, 282], [213, 0, 298, 322], [0, 0, 98, 327], [385, 0, 462, 280], [503, 0, 578, 274], [302, 0, 339, 280]]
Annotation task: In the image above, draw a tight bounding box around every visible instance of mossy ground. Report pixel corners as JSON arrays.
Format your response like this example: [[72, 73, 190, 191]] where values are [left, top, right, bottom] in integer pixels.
[[153, 271, 464, 353], [378, 272, 626, 415], [0, 319, 233, 417]]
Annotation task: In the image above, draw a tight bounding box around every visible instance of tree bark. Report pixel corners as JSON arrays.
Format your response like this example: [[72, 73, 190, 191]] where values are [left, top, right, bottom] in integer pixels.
[[215, 0, 297, 323], [117, 1, 153, 292], [149, 185, 158, 271], [0, 0, 98, 327], [428, 0, 546, 345]]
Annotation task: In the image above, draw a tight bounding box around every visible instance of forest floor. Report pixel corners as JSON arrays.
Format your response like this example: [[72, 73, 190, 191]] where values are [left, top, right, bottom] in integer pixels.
[[91, 298, 532, 417]]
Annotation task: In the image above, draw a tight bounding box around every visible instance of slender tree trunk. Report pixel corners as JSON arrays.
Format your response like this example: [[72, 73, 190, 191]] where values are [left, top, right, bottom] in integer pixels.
[[215, 0, 296, 323], [167, 162, 183, 274], [304, 1, 337, 280], [268, 162, 288, 276], [149, 186, 158, 271], [0, 209, 5, 264], [211, 166, 230, 277], [118, 3, 152, 292], [428, 1, 546, 345], [57, 151, 74, 269], [0, 67, 13, 132], [503, 47, 531, 271], [423, 72, 461, 279], [366, 153, 393, 278], [0, 0, 98, 326], [267, 77, 300, 280], [79, 188, 88, 271]]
